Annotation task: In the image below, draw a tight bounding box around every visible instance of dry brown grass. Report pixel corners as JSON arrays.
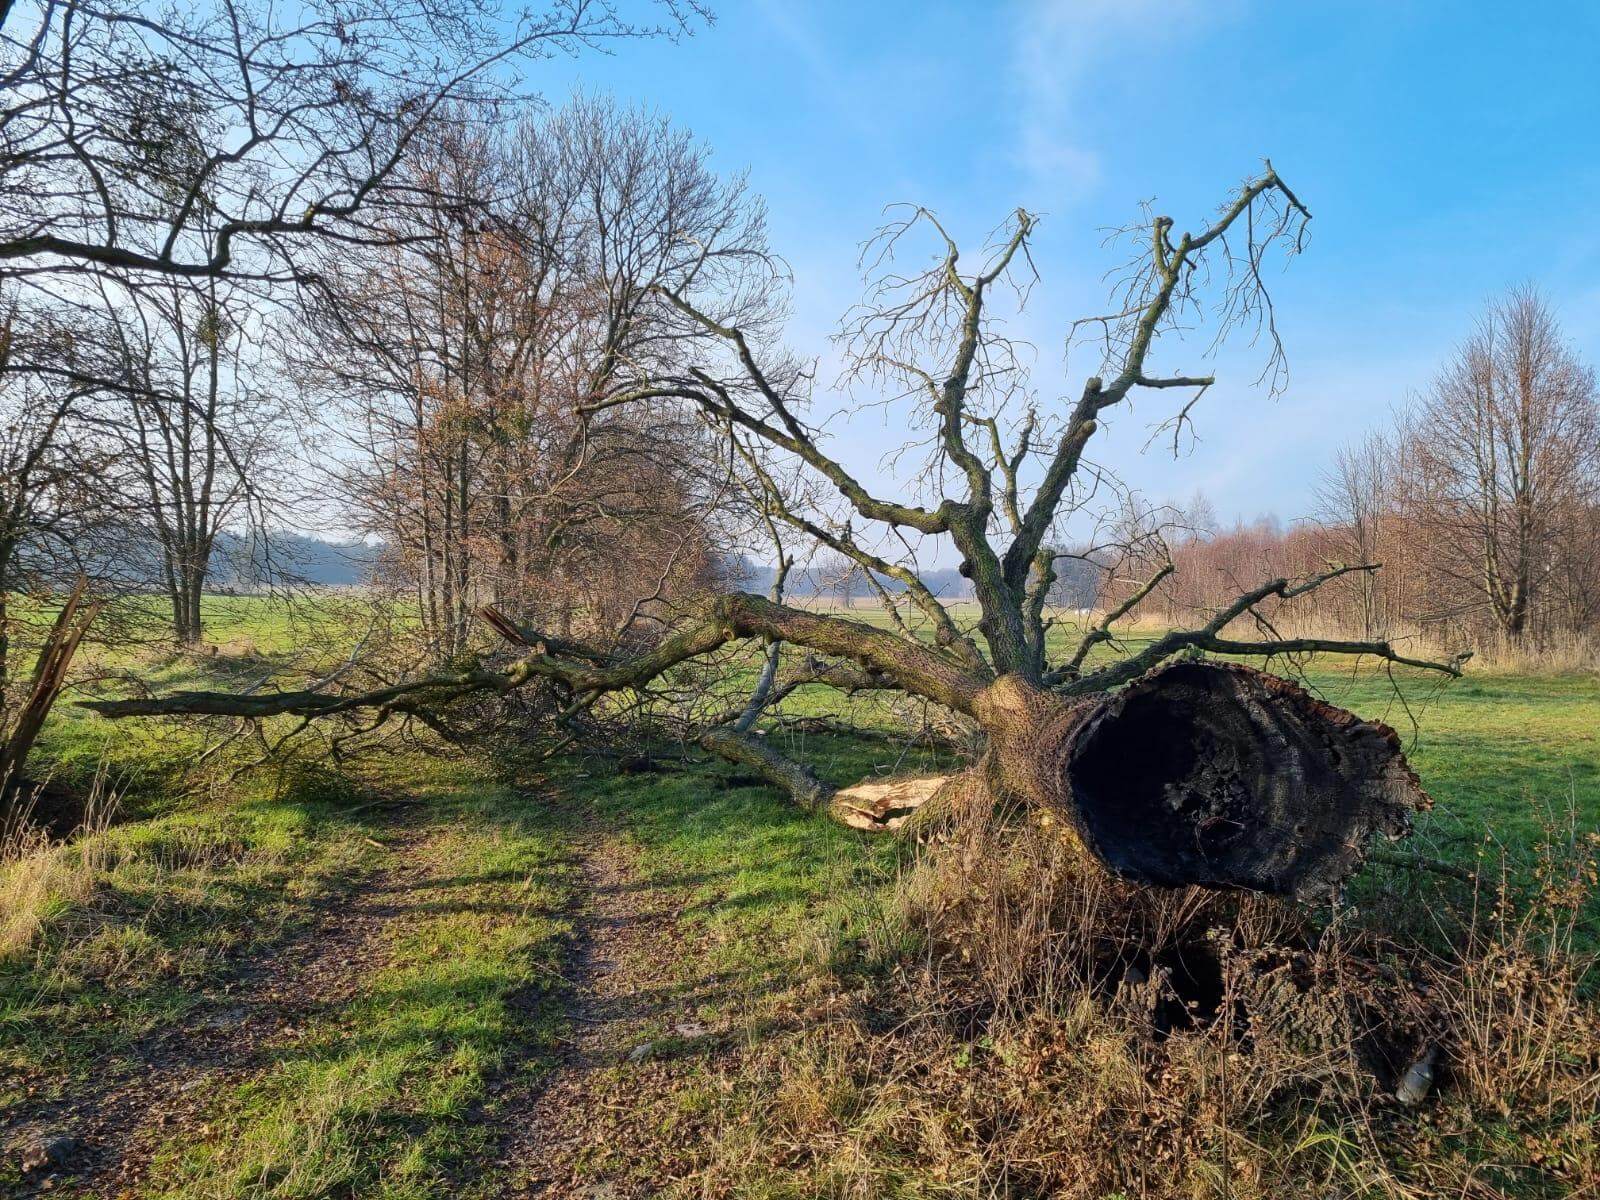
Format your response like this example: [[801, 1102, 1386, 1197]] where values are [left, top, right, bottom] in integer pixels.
[[0, 770, 118, 961], [1075, 609, 1600, 676], [1456, 629, 1600, 675], [696, 808, 1599, 1198], [792, 596, 1600, 675]]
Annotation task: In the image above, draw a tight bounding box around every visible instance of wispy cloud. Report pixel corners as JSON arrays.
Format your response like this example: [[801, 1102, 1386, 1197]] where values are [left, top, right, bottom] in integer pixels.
[[1011, 0, 1216, 204], [751, 0, 890, 146]]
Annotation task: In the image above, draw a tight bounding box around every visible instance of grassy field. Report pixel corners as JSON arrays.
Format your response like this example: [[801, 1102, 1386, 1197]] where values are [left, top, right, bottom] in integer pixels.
[[2, 595, 1596, 1196]]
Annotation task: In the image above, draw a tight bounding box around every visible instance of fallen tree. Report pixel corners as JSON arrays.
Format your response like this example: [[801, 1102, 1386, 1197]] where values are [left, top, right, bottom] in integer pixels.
[[80, 166, 1465, 898]]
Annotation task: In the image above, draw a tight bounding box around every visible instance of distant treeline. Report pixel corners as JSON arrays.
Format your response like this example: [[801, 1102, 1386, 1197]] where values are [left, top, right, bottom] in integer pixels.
[[51, 530, 378, 594], [727, 557, 975, 604]]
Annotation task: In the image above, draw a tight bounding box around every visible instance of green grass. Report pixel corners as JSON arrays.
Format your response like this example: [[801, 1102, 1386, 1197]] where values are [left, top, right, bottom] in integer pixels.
[[0, 773, 378, 1196], [141, 768, 578, 1200], [561, 729, 947, 985], [2, 779, 369, 1076], [6, 593, 1596, 1195]]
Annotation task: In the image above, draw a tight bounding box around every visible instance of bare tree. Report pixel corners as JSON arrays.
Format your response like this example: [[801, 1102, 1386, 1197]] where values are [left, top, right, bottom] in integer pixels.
[[1314, 432, 1394, 637], [0, 343, 78, 713], [811, 551, 871, 607], [1405, 287, 1600, 642], [88, 167, 1465, 898], [1548, 498, 1600, 636], [95, 275, 282, 645], [292, 96, 767, 658], [0, 294, 116, 710]]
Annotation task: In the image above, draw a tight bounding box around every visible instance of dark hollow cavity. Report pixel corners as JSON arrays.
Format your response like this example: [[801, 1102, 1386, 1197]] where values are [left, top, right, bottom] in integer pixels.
[[1065, 661, 1418, 898]]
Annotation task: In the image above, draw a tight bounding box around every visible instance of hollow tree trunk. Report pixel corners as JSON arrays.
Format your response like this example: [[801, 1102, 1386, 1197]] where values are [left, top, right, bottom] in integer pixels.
[[608, 597, 1430, 897], [813, 661, 1428, 899], [968, 662, 1427, 898]]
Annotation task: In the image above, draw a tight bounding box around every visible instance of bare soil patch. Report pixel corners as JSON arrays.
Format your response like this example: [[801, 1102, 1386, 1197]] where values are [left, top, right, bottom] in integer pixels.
[[491, 821, 742, 1198], [3, 821, 436, 1197]]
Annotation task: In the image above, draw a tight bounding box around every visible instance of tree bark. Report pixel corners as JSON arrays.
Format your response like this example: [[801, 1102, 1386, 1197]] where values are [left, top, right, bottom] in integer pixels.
[[968, 661, 1426, 898], [1, 579, 102, 805]]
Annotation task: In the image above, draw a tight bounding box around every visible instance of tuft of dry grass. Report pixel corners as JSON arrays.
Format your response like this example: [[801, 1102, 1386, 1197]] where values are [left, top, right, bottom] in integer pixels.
[[0, 770, 118, 961], [697, 808, 1599, 1199], [1457, 628, 1600, 675]]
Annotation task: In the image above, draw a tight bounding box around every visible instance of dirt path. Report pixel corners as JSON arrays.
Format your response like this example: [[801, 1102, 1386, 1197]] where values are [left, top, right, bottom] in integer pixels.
[[10, 794, 750, 1197], [491, 820, 734, 1198], [5, 820, 438, 1198]]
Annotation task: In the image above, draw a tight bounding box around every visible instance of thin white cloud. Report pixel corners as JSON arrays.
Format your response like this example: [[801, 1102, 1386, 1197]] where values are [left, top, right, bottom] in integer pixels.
[[751, 0, 890, 146], [1011, 0, 1216, 203]]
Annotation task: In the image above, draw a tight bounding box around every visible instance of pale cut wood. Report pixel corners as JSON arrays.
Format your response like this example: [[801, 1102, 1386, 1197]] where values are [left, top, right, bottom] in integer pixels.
[[831, 774, 954, 831]]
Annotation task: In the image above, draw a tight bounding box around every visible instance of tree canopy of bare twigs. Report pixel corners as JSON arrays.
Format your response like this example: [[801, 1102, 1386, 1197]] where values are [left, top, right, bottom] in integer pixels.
[[1404, 287, 1600, 641], [0, 0, 702, 286], [1310, 287, 1600, 650], [290, 95, 770, 658]]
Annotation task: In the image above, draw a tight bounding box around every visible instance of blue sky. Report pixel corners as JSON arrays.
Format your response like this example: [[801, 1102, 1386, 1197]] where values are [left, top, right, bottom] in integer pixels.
[[535, 1, 1600, 532]]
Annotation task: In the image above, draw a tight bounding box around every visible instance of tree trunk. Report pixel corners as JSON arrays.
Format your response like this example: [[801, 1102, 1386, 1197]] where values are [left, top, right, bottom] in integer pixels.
[[697, 659, 1427, 899], [172, 558, 206, 646], [963, 661, 1427, 898], [1, 580, 101, 806]]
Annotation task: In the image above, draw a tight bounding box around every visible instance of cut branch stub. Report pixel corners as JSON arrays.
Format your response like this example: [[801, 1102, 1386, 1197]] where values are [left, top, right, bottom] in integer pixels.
[[832, 774, 959, 831], [1042, 662, 1427, 899]]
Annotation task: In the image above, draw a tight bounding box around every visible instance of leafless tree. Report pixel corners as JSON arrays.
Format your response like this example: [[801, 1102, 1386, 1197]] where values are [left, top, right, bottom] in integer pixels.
[[1404, 287, 1600, 642], [811, 551, 872, 607], [89, 167, 1466, 898], [0, 293, 118, 710], [1550, 499, 1600, 635], [93, 274, 283, 644], [291, 95, 767, 658], [0, 337, 79, 713], [1314, 432, 1394, 637]]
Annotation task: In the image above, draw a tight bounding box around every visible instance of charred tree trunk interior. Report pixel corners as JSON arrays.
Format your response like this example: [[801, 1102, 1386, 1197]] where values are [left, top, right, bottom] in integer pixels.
[[974, 661, 1428, 899]]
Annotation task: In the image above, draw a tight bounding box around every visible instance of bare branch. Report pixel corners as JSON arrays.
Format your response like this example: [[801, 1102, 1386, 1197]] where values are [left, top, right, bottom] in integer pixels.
[[1057, 565, 1465, 693], [1056, 560, 1175, 679], [1004, 166, 1310, 595]]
